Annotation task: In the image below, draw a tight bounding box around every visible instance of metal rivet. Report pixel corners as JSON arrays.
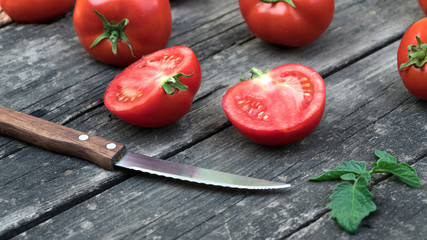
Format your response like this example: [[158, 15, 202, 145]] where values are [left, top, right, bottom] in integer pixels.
[[106, 143, 117, 150], [79, 134, 89, 141]]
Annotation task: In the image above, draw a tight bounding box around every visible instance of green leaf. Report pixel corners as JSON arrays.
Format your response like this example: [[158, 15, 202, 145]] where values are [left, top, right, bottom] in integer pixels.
[[340, 173, 357, 181], [375, 161, 421, 188], [328, 173, 376, 234], [374, 150, 397, 163], [310, 160, 367, 181]]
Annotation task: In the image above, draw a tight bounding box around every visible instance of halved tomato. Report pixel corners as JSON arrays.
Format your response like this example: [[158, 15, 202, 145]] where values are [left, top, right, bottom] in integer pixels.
[[222, 64, 325, 146], [104, 46, 201, 128]]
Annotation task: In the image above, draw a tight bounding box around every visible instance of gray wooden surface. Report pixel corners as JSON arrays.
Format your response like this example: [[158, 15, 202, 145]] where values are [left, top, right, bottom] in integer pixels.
[[1, 0, 426, 239]]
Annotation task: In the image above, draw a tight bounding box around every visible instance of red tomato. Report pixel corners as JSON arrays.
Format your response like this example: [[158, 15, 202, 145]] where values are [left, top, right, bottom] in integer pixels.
[[238, 0, 335, 47], [73, 0, 171, 66], [1, 0, 75, 23], [104, 46, 202, 128], [397, 18, 427, 100], [222, 64, 325, 146], [419, 0, 427, 16]]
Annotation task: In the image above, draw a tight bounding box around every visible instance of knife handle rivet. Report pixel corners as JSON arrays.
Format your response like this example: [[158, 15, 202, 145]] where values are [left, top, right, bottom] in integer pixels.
[[79, 134, 89, 141], [106, 143, 117, 150]]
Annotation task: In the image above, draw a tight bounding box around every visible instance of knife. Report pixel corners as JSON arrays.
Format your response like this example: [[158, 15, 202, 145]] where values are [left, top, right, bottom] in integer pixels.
[[0, 107, 290, 190]]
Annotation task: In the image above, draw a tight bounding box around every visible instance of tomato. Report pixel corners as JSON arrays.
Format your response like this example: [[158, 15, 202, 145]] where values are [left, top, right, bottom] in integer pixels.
[[222, 64, 325, 146], [238, 0, 335, 47], [397, 18, 427, 100], [419, 0, 427, 16], [1, 0, 75, 23], [73, 0, 171, 66], [104, 46, 201, 128]]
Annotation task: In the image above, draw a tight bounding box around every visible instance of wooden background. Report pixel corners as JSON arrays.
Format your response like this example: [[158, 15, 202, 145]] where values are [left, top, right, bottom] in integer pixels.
[[1, 0, 426, 239]]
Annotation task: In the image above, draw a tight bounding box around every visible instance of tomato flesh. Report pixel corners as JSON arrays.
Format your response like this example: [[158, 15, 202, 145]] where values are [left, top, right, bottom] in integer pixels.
[[222, 64, 325, 146], [104, 46, 201, 128]]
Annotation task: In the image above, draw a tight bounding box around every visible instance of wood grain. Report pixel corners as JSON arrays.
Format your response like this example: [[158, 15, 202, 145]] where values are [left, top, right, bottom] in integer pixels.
[[0, 0, 426, 239]]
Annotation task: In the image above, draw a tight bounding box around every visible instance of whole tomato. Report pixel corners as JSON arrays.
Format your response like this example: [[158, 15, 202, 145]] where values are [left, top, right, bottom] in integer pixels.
[[419, 0, 427, 16], [73, 0, 171, 66], [239, 0, 335, 47], [397, 18, 427, 100], [222, 64, 325, 146], [1, 0, 75, 23], [104, 46, 202, 128]]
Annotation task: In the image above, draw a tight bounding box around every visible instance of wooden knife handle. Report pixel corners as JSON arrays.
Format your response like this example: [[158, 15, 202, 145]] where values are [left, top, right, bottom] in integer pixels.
[[0, 107, 126, 170]]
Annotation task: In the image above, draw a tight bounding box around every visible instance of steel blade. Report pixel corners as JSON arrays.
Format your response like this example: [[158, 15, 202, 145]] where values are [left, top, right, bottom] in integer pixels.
[[115, 152, 291, 190]]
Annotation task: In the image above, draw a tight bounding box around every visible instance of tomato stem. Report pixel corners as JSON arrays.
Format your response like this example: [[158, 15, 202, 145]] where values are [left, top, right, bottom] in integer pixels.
[[162, 73, 193, 95], [260, 0, 296, 8], [399, 36, 427, 71], [241, 67, 269, 81], [90, 8, 135, 57]]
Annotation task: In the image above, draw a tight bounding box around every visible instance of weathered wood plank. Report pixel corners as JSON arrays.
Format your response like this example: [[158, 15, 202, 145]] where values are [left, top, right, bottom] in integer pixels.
[[11, 38, 427, 239], [1, 0, 426, 238]]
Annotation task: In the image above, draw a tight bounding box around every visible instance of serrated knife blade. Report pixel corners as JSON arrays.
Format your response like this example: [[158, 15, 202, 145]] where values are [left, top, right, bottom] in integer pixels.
[[0, 107, 290, 190]]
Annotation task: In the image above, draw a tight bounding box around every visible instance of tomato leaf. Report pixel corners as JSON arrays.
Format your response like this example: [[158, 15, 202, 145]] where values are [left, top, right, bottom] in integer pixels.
[[309, 160, 367, 181], [311, 150, 422, 234], [374, 150, 397, 163], [374, 160, 421, 188], [328, 173, 376, 234], [340, 173, 357, 181]]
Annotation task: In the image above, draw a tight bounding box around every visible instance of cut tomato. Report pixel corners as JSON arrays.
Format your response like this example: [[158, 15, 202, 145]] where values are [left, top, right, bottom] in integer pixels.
[[222, 64, 325, 146], [104, 46, 201, 128]]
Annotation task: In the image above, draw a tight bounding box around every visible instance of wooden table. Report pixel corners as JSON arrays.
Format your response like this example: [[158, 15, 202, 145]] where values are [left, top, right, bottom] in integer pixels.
[[1, 0, 426, 239]]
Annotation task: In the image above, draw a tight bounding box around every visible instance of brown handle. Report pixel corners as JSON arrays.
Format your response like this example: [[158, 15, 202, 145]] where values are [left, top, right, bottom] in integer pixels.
[[0, 107, 126, 170]]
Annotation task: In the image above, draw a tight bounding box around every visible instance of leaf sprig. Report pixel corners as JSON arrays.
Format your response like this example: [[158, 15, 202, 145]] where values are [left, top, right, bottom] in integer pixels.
[[310, 150, 422, 234]]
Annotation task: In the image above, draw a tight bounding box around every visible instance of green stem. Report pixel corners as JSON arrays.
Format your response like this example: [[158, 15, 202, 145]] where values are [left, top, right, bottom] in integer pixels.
[[90, 8, 134, 57], [162, 73, 193, 95], [399, 36, 427, 71], [260, 0, 296, 8], [241, 67, 269, 81], [250, 67, 266, 77]]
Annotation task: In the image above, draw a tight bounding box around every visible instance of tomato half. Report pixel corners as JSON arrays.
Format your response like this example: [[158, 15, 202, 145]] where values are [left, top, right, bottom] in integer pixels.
[[397, 18, 427, 100], [1, 0, 75, 23], [222, 64, 325, 146], [73, 0, 171, 66], [238, 0, 335, 47], [419, 0, 427, 16], [104, 46, 202, 128]]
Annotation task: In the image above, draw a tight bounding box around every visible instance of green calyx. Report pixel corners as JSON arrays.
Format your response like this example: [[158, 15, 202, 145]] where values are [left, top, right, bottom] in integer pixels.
[[399, 36, 427, 71], [162, 73, 193, 95], [240, 67, 269, 81], [260, 0, 296, 8], [90, 8, 134, 57]]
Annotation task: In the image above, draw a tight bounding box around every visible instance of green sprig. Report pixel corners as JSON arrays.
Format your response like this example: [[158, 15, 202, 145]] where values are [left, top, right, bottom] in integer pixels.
[[310, 150, 422, 234]]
